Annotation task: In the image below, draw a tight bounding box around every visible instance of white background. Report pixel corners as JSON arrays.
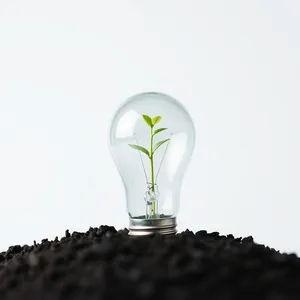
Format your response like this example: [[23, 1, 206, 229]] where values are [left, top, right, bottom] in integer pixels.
[[0, 1, 299, 254]]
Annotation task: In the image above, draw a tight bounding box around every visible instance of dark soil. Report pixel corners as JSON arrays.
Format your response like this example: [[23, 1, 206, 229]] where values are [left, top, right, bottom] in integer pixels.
[[0, 226, 300, 300]]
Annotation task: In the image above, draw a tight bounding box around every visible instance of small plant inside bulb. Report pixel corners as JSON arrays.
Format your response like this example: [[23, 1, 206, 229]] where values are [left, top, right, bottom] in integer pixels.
[[128, 114, 171, 219]]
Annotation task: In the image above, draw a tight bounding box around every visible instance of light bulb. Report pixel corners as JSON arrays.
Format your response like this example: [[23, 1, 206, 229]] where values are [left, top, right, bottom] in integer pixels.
[[109, 92, 195, 235]]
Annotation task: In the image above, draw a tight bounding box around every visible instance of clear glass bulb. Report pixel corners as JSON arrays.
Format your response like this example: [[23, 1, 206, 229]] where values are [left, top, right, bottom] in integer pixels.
[[109, 92, 195, 235]]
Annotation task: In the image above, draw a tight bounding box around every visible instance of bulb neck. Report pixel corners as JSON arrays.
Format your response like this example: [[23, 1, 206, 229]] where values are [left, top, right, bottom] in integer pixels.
[[128, 216, 177, 236]]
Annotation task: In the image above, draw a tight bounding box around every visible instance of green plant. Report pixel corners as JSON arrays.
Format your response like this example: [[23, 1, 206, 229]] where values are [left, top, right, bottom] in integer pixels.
[[128, 114, 169, 217]]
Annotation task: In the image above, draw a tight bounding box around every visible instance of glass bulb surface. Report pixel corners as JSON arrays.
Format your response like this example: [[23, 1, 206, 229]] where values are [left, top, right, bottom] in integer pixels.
[[109, 92, 195, 233]]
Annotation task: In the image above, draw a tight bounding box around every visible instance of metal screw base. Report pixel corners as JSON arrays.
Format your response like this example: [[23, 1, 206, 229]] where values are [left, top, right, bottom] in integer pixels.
[[129, 216, 177, 236]]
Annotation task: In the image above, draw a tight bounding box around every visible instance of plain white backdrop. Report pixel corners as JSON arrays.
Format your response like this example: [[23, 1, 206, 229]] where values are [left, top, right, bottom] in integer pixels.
[[0, 1, 299, 254]]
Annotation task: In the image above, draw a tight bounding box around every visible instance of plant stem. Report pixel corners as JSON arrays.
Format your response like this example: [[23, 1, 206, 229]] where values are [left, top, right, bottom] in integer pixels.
[[150, 126, 155, 216]]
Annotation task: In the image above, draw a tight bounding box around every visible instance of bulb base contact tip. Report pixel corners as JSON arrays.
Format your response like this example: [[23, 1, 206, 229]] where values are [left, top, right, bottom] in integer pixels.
[[128, 216, 177, 236]]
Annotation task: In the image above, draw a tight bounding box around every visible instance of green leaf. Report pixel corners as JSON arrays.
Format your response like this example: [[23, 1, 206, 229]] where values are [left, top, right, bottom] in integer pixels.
[[152, 116, 162, 126], [142, 115, 153, 127], [153, 138, 170, 153], [153, 128, 167, 135], [128, 144, 150, 157]]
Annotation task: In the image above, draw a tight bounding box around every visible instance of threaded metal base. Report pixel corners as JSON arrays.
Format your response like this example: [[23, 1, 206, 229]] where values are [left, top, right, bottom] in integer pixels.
[[129, 217, 177, 236]]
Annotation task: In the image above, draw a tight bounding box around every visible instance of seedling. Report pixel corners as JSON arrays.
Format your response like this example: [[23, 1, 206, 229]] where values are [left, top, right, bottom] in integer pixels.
[[128, 114, 169, 217]]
